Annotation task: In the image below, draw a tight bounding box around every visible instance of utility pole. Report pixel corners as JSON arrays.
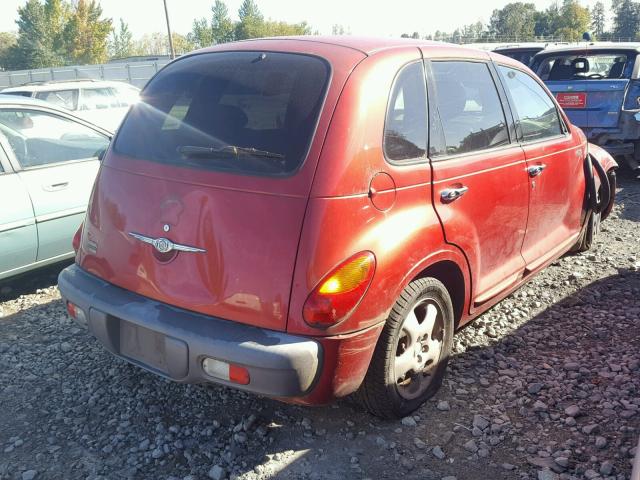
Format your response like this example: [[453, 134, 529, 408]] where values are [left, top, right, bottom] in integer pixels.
[[163, 0, 176, 59]]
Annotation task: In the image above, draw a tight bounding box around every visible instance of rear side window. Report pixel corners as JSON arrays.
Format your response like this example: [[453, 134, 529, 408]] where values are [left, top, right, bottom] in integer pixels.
[[114, 52, 330, 176], [384, 62, 427, 162], [35, 89, 78, 110], [497, 66, 562, 142], [80, 88, 119, 110], [431, 61, 509, 157]]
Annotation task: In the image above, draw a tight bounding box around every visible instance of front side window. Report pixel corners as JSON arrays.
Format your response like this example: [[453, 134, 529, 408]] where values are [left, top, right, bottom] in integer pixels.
[[497, 66, 563, 142], [384, 62, 428, 162], [114, 51, 330, 176], [431, 61, 509, 157], [0, 109, 109, 168], [35, 89, 78, 111], [535, 53, 630, 80]]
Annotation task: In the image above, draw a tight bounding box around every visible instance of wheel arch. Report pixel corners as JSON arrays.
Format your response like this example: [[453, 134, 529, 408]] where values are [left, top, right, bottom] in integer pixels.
[[398, 248, 472, 330]]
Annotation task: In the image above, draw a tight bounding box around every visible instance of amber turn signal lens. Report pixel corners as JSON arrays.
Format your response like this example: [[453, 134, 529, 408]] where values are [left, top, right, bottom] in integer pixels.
[[303, 251, 376, 328]]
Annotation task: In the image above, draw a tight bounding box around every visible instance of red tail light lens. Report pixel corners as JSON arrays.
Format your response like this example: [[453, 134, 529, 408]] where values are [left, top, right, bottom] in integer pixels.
[[303, 251, 376, 328], [72, 223, 83, 253]]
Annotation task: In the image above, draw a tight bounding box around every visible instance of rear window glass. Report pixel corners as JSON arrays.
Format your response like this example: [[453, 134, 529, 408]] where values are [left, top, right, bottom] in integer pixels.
[[114, 52, 330, 176], [536, 53, 630, 80]]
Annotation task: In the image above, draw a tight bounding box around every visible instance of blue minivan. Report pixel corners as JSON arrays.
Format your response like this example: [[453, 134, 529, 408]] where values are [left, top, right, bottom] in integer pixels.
[[531, 43, 640, 175]]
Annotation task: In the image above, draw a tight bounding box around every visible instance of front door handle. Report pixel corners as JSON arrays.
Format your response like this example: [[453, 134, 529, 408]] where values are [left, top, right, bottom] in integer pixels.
[[528, 164, 547, 177], [441, 186, 469, 202], [43, 181, 69, 192]]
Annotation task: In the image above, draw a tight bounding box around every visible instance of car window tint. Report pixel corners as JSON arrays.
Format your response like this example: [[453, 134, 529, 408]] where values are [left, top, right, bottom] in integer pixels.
[[3, 91, 32, 98], [80, 88, 119, 110], [384, 62, 428, 162], [497, 66, 562, 142], [0, 109, 109, 168], [114, 51, 330, 176], [35, 89, 78, 110], [431, 61, 509, 157]]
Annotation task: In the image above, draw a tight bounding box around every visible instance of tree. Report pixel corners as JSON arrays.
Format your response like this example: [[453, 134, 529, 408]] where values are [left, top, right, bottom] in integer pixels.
[[489, 2, 538, 41], [44, 0, 71, 65], [331, 24, 350, 35], [188, 17, 213, 48], [554, 0, 591, 41], [591, 1, 606, 38], [0, 32, 17, 70], [235, 0, 264, 40], [211, 0, 235, 43], [6, 0, 55, 69], [262, 20, 311, 37], [63, 0, 112, 65], [109, 18, 134, 59], [612, 0, 640, 40], [171, 33, 195, 55]]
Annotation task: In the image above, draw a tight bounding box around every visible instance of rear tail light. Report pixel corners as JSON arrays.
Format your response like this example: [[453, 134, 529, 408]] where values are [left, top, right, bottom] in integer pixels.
[[72, 223, 83, 253], [303, 251, 376, 328], [202, 358, 250, 385]]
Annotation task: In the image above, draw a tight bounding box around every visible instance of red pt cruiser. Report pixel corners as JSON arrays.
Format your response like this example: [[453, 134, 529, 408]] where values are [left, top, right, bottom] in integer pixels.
[[59, 37, 617, 418]]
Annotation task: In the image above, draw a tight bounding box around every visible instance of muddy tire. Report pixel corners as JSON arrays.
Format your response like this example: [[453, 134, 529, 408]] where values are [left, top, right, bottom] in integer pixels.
[[356, 278, 454, 419]]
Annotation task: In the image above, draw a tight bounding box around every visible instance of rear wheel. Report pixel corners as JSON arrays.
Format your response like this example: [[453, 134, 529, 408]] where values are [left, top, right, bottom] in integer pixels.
[[357, 278, 454, 419]]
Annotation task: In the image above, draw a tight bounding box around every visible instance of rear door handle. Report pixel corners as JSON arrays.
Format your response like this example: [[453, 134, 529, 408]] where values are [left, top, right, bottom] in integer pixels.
[[527, 164, 547, 177], [43, 181, 69, 192], [441, 186, 469, 202]]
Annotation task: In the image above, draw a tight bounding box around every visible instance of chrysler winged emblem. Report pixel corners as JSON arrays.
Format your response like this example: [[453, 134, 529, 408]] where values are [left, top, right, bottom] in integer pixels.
[[128, 232, 206, 254]]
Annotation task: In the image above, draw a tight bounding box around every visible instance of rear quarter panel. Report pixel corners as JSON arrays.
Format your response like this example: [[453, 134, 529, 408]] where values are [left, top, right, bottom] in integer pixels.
[[288, 48, 471, 337]]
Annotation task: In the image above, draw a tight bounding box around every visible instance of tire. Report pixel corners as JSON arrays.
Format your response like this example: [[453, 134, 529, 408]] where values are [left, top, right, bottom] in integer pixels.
[[572, 209, 600, 253], [356, 277, 454, 419]]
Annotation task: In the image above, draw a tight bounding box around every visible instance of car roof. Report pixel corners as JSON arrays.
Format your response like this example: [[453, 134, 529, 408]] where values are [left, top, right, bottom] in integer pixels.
[[2, 79, 138, 93], [189, 35, 526, 71], [537, 42, 640, 55], [0, 94, 113, 134], [494, 43, 546, 51]]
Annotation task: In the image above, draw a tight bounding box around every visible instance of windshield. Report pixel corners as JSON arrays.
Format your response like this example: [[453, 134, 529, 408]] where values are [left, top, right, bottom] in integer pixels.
[[113, 51, 330, 176], [535, 52, 631, 81]]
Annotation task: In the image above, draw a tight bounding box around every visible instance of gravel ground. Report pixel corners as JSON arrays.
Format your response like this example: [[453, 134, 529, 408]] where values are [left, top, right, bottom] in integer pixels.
[[1, 174, 639, 480]]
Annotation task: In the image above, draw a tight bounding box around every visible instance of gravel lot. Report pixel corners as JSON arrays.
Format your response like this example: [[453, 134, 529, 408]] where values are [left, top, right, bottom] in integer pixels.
[[1, 174, 639, 480]]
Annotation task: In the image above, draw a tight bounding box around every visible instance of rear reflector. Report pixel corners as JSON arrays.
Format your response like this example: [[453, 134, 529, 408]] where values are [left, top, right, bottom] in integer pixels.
[[202, 358, 250, 385], [66, 301, 87, 326]]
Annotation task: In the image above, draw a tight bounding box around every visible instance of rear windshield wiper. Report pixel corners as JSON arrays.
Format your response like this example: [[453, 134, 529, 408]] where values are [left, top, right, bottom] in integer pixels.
[[177, 145, 284, 159]]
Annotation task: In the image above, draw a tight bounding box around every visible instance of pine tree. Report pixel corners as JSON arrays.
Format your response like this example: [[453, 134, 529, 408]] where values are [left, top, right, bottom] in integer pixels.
[[212, 1, 235, 43], [109, 18, 134, 59], [591, 1, 606, 38], [235, 0, 264, 40]]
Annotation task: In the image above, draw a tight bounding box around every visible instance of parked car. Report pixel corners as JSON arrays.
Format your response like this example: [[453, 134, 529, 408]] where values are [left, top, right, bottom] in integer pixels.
[[531, 43, 640, 175], [0, 95, 111, 281], [58, 37, 617, 418], [1, 80, 139, 132], [493, 43, 546, 66]]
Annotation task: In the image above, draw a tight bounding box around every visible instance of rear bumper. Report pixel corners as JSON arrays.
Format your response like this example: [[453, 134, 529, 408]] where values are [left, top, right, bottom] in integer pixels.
[[58, 264, 321, 398], [581, 110, 640, 156]]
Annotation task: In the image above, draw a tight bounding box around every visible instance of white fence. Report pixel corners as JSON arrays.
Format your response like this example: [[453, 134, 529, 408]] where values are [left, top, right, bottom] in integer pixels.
[[0, 59, 172, 89]]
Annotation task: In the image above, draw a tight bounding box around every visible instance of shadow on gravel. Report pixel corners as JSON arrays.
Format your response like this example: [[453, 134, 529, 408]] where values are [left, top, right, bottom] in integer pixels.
[[615, 171, 640, 223], [0, 260, 71, 302], [1, 268, 638, 480]]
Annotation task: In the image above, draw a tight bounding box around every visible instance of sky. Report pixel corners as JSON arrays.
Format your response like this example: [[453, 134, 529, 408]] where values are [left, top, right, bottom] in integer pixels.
[[0, 0, 611, 38]]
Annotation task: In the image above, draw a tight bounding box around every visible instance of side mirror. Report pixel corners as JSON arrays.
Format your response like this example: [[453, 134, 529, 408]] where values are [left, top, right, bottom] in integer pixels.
[[582, 32, 592, 42]]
